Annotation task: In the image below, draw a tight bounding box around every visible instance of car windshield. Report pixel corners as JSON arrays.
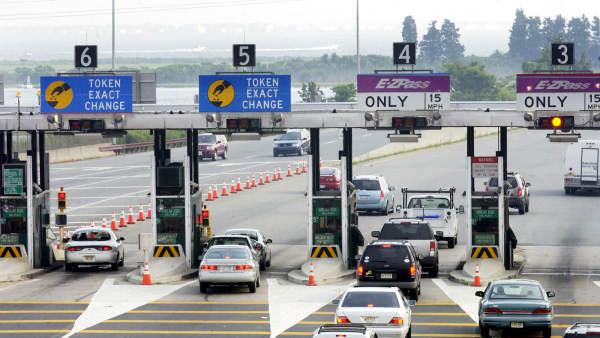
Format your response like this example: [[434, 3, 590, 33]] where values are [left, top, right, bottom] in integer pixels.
[[380, 223, 432, 240], [489, 284, 544, 300], [362, 245, 409, 261], [198, 135, 217, 143], [279, 132, 301, 141], [72, 230, 111, 241], [353, 179, 381, 191], [205, 247, 249, 259], [489, 177, 518, 188], [341, 292, 399, 308], [210, 237, 249, 247], [225, 230, 259, 241], [408, 197, 450, 208], [320, 168, 338, 176]]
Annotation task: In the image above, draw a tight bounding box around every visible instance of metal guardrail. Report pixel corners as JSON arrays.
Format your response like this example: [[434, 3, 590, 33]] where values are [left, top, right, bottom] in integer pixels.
[[98, 137, 187, 154]]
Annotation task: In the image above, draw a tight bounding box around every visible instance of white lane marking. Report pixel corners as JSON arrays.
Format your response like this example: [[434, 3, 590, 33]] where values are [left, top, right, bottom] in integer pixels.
[[64, 278, 195, 338], [50, 195, 148, 200], [0, 279, 40, 293], [67, 189, 149, 212], [52, 165, 148, 171], [523, 272, 600, 277], [432, 278, 482, 323], [594, 281, 600, 288], [54, 175, 149, 181], [362, 133, 372, 137], [52, 166, 144, 181], [59, 186, 149, 190], [322, 140, 337, 145], [268, 278, 354, 338]]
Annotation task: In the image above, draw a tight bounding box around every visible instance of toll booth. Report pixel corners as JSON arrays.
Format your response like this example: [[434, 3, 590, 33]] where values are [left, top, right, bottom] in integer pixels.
[[151, 129, 203, 269], [470, 194, 501, 259], [0, 131, 51, 269]]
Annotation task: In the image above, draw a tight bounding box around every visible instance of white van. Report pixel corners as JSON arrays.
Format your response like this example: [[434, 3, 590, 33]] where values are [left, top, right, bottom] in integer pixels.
[[564, 140, 600, 194]]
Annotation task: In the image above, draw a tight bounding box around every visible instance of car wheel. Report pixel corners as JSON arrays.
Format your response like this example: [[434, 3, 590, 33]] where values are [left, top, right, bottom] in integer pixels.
[[119, 253, 125, 267], [525, 201, 530, 212], [411, 288, 419, 301], [382, 202, 389, 215], [447, 237, 455, 249], [248, 280, 257, 293], [212, 153, 217, 161], [518, 203, 525, 215], [406, 326, 412, 338], [429, 265, 439, 278], [199, 282, 208, 293], [542, 326, 552, 338], [221, 149, 227, 160], [479, 323, 490, 338], [256, 276, 261, 288], [111, 257, 119, 271], [260, 259, 266, 271]]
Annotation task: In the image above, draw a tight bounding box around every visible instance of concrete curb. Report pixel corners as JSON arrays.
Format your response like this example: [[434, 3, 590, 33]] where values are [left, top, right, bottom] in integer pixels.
[[448, 254, 526, 286], [0, 263, 62, 283], [126, 267, 197, 285], [287, 268, 355, 285]]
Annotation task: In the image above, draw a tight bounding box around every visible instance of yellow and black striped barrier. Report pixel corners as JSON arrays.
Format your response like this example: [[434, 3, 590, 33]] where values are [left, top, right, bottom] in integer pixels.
[[0, 245, 23, 258], [153, 245, 181, 258], [471, 246, 498, 259], [311, 246, 338, 258]]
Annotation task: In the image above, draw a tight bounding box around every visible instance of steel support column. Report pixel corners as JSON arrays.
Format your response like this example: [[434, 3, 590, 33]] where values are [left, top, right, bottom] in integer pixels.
[[310, 128, 320, 195], [6, 131, 12, 162], [192, 129, 199, 185], [29, 131, 38, 185], [0, 131, 5, 161], [38, 132, 46, 191], [467, 127, 475, 191], [342, 128, 353, 180]]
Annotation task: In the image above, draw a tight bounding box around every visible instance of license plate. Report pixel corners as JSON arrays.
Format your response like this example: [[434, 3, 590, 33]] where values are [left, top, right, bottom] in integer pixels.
[[83, 255, 94, 262], [510, 322, 524, 329], [359, 195, 369, 200], [362, 316, 376, 323], [219, 266, 234, 272], [380, 273, 393, 279]]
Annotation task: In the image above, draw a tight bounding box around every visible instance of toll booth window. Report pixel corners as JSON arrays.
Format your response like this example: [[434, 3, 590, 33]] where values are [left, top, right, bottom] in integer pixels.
[[1, 202, 27, 245], [156, 202, 185, 245], [472, 212, 499, 245]]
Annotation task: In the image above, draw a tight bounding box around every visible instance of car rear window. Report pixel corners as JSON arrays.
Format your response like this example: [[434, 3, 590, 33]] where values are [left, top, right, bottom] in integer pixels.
[[205, 247, 249, 259], [380, 223, 433, 240], [279, 132, 301, 140], [341, 291, 399, 308], [408, 197, 450, 208], [320, 167, 338, 176], [72, 230, 111, 241], [489, 284, 544, 300], [353, 179, 381, 191], [198, 135, 217, 143], [489, 177, 518, 188], [210, 237, 249, 247], [225, 231, 258, 241], [362, 244, 409, 262]]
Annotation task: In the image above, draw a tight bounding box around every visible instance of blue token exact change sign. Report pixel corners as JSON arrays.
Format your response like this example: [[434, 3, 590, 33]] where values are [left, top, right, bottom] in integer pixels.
[[199, 74, 291, 113], [40, 76, 133, 114]]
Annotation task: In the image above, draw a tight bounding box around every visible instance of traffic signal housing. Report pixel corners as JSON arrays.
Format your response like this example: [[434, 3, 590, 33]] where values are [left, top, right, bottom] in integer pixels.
[[57, 187, 67, 212], [201, 207, 210, 227], [536, 116, 574, 132]]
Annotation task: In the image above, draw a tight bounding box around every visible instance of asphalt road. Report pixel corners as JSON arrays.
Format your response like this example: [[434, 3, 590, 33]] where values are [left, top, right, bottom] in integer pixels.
[[1, 127, 600, 337]]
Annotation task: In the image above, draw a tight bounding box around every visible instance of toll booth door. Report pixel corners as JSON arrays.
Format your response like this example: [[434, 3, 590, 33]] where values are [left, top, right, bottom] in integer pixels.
[[0, 200, 27, 248], [581, 148, 599, 184]]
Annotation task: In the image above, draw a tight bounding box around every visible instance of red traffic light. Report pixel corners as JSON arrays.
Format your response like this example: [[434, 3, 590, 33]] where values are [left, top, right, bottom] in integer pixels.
[[58, 192, 66, 200], [536, 116, 574, 132]]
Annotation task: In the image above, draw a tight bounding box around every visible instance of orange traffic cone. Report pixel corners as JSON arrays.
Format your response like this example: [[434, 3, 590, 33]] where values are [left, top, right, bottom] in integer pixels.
[[251, 176, 257, 188], [221, 182, 229, 196], [295, 163, 301, 175], [265, 173, 271, 184], [119, 210, 127, 227], [111, 213, 119, 231], [236, 177, 243, 191], [102, 217, 108, 228], [245, 176, 251, 190], [287, 164, 293, 177], [272, 168, 278, 181], [127, 207, 136, 225], [278, 168, 283, 180], [473, 264, 481, 287], [230, 180, 237, 193], [146, 205, 152, 219], [307, 262, 317, 286], [302, 162, 307, 174], [142, 260, 152, 285], [259, 175, 265, 185], [212, 185, 218, 199], [206, 189, 213, 201], [137, 205, 146, 221]]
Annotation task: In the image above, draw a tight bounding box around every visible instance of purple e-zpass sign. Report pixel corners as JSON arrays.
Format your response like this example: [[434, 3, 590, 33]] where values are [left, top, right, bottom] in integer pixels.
[[357, 73, 450, 111], [516, 74, 600, 111]]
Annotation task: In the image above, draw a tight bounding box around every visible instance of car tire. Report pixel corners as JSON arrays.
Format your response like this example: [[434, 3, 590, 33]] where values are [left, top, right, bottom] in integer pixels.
[[248, 280, 257, 293], [542, 326, 551, 338], [256, 276, 260, 288], [119, 253, 125, 267], [525, 201, 530, 212], [479, 324, 490, 338], [260, 259, 266, 271], [212, 153, 217, 161], [111, 257, 119, 271], [221, 149, 227, 160], [447, 237, 455, 249], [266, 258, 271, 267], [518, 203, 525, 215], [406, 326, 412, 338], [199, 282, 208, 293], [429, 265, 439, 278]]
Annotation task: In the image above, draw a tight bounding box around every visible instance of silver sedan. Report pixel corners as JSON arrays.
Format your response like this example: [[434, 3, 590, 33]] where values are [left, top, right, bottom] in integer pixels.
[[198, 245, 260, 294], [64, 228, 125, 271]]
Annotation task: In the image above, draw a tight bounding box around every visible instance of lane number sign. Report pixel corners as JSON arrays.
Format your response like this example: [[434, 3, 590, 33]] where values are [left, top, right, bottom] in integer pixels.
[[393, 42, 416, 65], [233, 44, 256, 67], [75, 45, 98, 68], [551, 43, 574, 66]]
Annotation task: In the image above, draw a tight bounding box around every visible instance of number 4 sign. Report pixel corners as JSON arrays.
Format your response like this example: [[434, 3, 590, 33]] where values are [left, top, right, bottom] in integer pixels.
[[393, 42, 416, 65], [75, 45, 98, 68]]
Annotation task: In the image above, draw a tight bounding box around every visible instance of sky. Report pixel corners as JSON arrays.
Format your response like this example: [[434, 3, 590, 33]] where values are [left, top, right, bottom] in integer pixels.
[[0, 0, 595, 59]]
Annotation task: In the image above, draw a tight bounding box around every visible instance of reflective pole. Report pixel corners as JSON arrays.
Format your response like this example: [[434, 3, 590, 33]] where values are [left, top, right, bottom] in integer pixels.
[[112, 0, 115, 70]]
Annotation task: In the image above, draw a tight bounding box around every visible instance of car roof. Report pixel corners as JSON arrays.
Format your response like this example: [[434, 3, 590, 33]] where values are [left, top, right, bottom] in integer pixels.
[[73, 227, 113, 233], [199, 133, 215, 136], [345, 286, 399, 293], [224, 229, 259, 234], [368, 240, 410, 246], [386, 218, 429, 225], [206, 244, 250, 250], [409, 194, 449, 199], [211, 234, 251, 240], [491, 279, 541, 285], [353, 175, 381, 180], [320, 167, 340, 174]]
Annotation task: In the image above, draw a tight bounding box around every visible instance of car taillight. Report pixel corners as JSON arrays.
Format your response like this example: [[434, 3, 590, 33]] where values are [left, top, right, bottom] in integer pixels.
[[335, 335, 347, 338], [99, 246, 112, 251], [200, 264, 218, 270], [380, 191, 385, 200], [532, 307, 552, 315], [389, 317, 404, 325], [517, 187, 523, 197], [235, 264, 254, 270], [356, 264, 364, 277], [483, 307, 503, 314], [67, 247, 81, 252], [336, 316, 350, 324], [409, 263, 416, 277], [429, 240, 436, 256]]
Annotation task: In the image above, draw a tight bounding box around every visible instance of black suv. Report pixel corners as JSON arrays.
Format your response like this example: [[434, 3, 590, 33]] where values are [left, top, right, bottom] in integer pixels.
[[486, 172, 531, 215], [356, 240, 422, 301]]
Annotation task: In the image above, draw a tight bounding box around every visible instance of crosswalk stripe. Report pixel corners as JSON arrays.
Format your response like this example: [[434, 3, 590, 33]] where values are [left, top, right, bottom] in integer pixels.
[[129, 310, 269, 314], [106, 320, 270, 324], [0, 310, 83, 314]]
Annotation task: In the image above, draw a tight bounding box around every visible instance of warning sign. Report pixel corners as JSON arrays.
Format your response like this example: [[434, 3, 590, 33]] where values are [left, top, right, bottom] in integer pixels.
[[471, 156, 498, 178]]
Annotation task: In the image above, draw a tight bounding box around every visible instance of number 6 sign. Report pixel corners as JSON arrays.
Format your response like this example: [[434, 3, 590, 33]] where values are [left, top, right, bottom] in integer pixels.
[[75, 45, 98, 68]]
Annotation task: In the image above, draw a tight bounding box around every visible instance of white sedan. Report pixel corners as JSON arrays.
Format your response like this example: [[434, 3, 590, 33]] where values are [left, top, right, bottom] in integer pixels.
[[198, 245, 260, 294], [335, 287, 414, 338]]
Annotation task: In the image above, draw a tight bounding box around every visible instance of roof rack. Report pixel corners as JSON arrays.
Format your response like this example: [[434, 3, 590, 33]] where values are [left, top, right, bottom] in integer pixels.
[[318, 324, 367, 333], [400, 187, 456, 208]]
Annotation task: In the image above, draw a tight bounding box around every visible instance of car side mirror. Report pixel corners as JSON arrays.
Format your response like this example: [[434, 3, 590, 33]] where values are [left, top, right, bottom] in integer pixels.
[[395, 205, 402, 213], [266, 239, 273, 244], [62, 238, 70, 243], [475, 291, 485, 297], [217, 140, 222, 144], [331, 299, 340, 305], [408, 300, 417, 307], [525, 182, 531, 187], [119, 237, 125, 241], [546, 291, 555, 298], [457, 205, 465, 214], [371, 231, 380, 238], [254, 243, 263, 251]]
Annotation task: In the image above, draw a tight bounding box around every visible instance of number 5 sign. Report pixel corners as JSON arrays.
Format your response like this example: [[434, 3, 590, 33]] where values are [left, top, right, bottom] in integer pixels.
[[551, 43, 574, 66], [233, 44, 256, 67], [75, 45, 98, 68], [393, 42, 416, 65]]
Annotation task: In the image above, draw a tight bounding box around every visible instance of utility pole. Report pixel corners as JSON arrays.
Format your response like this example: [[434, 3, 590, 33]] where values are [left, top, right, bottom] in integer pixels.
[[356, 0, 360, 75], [112, 0, 115, 70]]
